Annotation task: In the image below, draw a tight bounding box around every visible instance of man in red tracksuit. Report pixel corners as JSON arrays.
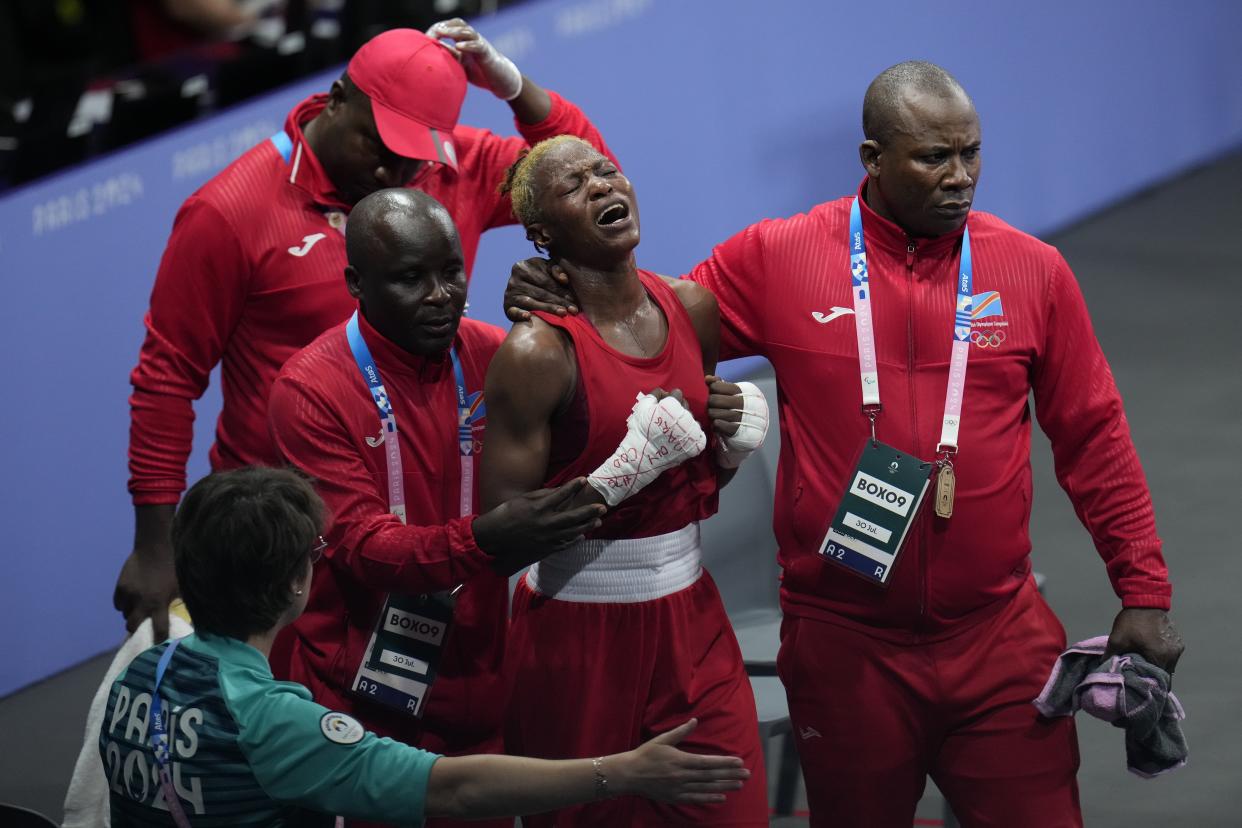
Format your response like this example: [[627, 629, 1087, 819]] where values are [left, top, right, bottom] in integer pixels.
[[268, 188, 606, 828], [506, 62, 1184, 827], [115, 20, 616, 641], [688, 62, 1185, 827]]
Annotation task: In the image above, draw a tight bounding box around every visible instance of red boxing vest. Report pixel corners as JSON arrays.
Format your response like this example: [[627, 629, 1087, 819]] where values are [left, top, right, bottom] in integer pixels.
[[535, 271, 718, 539]]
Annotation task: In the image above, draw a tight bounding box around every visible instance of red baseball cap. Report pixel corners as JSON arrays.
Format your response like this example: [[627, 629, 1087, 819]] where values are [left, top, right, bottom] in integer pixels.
[[347, 29, 467, 170]]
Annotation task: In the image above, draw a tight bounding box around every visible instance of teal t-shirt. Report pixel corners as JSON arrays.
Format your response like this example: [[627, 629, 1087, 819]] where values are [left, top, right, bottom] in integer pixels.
[[99, 633, 440, 827]]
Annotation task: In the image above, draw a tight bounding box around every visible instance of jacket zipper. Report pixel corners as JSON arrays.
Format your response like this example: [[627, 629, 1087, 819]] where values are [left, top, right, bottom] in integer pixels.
[[905, 239, 926, 624]]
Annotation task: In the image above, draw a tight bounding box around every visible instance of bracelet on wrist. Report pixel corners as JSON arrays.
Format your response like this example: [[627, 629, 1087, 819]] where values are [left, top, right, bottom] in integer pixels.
[[592, 756, 608, 799]]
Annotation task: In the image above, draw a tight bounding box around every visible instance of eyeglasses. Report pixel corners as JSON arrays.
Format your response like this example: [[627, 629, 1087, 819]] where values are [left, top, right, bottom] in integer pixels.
[[310, 536, 328, 565]]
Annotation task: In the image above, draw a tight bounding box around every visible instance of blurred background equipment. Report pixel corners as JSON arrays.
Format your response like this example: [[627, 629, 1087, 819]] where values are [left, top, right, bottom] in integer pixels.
[[0, 0, 520, 191]]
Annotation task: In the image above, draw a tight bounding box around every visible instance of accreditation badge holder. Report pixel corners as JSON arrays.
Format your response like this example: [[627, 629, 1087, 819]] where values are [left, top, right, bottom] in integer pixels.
[[350, 590, 457, 718], [816, 440, 932, 586]]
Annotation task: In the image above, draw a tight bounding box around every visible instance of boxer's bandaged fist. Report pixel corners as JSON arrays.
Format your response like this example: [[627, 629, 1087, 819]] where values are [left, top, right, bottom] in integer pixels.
[[587, 393, 707, 506], [712, 381, 769, 469]]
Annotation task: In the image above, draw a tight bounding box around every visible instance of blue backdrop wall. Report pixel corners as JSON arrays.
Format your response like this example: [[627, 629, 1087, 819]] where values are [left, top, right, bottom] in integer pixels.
[[2, 0, 1240, 695]]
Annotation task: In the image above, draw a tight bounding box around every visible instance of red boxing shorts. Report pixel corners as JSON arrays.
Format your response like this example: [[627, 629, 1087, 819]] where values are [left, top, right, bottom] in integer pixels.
[[506, 569, 768, 827], [778, 574, 1082, 827]]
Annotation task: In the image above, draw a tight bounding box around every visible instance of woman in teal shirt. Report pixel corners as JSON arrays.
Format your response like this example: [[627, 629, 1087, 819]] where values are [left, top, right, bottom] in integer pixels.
[[100, 467, 749, 826]]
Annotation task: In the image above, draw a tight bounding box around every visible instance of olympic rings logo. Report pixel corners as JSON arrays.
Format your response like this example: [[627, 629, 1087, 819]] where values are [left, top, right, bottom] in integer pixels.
[[970, 330, 1007, 348]]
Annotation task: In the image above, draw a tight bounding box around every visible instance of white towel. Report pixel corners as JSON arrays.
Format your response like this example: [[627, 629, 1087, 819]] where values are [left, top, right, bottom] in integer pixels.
[[62, 611, 194, 828]]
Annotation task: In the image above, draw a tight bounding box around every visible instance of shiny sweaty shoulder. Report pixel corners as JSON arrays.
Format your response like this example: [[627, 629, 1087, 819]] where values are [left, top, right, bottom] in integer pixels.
[[487, 316, 578, 416]]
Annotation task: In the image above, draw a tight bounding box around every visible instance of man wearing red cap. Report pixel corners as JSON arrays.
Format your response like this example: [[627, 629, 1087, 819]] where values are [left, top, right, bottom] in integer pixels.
[[115, 20, 617, 641]]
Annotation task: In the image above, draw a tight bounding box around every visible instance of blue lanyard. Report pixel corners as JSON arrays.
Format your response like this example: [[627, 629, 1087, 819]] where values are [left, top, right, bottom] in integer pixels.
[[848, 197, 973, 454], [346, 311, 473, 519], [150, 638, 192, 828]]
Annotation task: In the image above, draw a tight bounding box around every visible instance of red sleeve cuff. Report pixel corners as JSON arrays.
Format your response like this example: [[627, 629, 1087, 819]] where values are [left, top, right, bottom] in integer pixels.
[[1109, 547, 1171, 612], [1121, 592, 1172, 611], [447, 515, 491, 578], [514, 90, 571, 142], [130, 489, 182, 507]]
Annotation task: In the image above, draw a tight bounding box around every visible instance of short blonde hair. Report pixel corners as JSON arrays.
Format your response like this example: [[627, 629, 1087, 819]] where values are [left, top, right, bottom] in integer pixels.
[[499, 135, 594, 227]]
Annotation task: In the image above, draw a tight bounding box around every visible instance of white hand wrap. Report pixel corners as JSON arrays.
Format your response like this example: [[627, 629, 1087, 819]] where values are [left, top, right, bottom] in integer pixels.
[[587, 393, 707, 507], [427, 22, 523, 101], [714, 381, 769, 469]]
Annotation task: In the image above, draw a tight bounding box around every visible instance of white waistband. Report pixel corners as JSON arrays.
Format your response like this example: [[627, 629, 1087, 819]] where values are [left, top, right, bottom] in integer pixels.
[[527, 523, 702, 603]]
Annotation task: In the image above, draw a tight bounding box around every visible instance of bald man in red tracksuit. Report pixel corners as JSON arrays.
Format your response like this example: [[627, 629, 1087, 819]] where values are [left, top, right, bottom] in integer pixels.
[[686, 179, 1172, 826], [269, 307, 518, 828], [268, 311, 504, 753]]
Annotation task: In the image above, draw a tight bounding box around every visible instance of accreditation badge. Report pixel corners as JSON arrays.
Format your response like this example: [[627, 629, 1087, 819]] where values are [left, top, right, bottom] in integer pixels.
[[816, 440, 932, 586], [350, 590, 456, 718]]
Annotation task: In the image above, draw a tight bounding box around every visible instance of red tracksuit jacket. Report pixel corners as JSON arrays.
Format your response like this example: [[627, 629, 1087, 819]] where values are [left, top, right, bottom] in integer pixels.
[[129, 91, 612, 505], [267, 312, 506, 749], [687, 180, 1171, 637]]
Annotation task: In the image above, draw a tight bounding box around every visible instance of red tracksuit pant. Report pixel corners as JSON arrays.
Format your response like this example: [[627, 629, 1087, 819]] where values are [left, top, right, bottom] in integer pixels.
[[506, 570, 769, 827], [778, 575, 1082, 827]]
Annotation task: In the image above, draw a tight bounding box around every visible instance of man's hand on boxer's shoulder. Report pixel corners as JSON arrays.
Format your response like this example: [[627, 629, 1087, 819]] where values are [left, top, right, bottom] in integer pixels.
[[705, 375, 744, 437], [1106, 607, 1185, 675], [504, 258, 579, 322]]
